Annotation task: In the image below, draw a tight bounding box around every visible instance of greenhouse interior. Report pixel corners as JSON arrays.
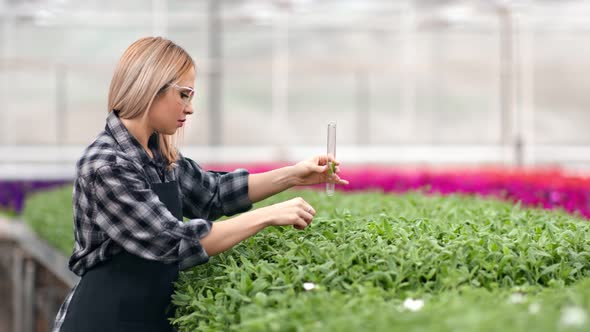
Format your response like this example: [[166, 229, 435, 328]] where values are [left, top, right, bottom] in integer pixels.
[[1, 0, 590, 331]]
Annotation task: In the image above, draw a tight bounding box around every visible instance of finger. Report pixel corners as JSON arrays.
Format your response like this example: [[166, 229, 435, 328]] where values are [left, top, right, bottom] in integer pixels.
[[302, 206, 315, 225], [298, 209, 314, 224], [298, 206, 315, 224], [296, 198, 309, 209], [316, 155, 329, 165], [326, 157, 341, 171], [328, 173, 339, 183], [330, 174, 349, 185], [293, 219, 308, 230], [315, 164, 328, 173], [321, 154, 336, 165], [304, 204, 315, 215]]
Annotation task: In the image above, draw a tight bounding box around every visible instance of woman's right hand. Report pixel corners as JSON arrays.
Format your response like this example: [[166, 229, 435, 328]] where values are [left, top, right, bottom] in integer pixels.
[[200, 197, 315, 256], [259, 197, 315, 230]]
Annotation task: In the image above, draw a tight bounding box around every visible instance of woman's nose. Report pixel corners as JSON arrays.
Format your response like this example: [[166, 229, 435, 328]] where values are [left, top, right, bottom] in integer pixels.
[[184, 104, 194, 115]]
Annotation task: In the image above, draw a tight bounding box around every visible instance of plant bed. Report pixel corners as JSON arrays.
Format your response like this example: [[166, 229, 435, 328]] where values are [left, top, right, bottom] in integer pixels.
[[172, 190, 590, 331], [20, 186, 590, 331]]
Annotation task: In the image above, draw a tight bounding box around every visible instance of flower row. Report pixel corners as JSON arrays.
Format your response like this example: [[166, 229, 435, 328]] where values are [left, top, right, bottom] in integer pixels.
[[2, 165, 589, 219], [208, 164, 590, 220]]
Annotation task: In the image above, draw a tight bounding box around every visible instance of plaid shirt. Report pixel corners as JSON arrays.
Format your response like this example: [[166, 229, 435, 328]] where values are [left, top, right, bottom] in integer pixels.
[[52, 111, 252, 331]]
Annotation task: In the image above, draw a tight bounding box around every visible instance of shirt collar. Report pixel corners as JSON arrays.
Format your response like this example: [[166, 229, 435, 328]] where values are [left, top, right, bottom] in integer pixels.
[[105, 111, 163, 166]]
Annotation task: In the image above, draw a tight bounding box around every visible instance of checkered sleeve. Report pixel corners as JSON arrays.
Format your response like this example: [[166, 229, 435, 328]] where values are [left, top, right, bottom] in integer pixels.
[[177, 156, 252, 221], [93, 163, 211, 268]]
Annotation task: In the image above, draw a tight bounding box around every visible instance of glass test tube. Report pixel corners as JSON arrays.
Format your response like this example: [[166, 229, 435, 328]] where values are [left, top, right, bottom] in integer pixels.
[[326, 122, 337, 196]]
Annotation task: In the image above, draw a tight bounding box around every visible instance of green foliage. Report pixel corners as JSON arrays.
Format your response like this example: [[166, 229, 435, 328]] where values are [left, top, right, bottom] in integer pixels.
[[175, 279, 590, 332], [22, 185, 74, 256], [0, 208, 18, 218], [172, 190, 590, 331], [20, 187, 590, 331]]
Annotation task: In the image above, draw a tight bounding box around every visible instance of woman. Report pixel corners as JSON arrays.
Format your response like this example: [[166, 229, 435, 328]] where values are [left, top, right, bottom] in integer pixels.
[[52, 36, 348, 332]]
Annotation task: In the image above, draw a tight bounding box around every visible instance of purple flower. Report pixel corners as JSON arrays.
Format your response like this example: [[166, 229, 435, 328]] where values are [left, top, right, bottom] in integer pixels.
[[0, 180, 69, 213]]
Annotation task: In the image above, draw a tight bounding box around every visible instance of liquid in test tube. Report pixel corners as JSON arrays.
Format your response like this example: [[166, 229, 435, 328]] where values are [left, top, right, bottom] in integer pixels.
[[326, 122, 337, 196]]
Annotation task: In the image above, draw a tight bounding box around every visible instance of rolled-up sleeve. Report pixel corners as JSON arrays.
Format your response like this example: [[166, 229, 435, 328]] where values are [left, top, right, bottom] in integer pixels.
[[93, 163, 211, 269], [177, 156, 252, 221]]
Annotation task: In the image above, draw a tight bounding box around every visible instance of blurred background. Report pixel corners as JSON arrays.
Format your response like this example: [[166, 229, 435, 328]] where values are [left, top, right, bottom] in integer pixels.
[[0, 0, 589, 177]]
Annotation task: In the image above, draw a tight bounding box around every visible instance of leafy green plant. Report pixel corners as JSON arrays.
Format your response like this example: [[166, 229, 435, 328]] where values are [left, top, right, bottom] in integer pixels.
[[22, 185, 74, 256], [172, 190, 590, 331], [18, 186, 590, 331]]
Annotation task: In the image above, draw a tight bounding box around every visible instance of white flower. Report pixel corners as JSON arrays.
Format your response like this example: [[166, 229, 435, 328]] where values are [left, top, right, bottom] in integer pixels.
[[509, 292, 526, 304], [403, 298, 424, 312], [560, 306, 587, 327], [303, 282, 316, 291], [528, 302, 541, 315]]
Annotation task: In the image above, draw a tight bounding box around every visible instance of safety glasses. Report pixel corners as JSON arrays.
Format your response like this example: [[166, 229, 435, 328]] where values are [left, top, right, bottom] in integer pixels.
[[170, 84, 195, 106]]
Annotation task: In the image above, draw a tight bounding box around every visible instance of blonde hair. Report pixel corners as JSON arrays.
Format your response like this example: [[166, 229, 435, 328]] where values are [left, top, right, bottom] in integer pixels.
[[108, 36, 194, 168]]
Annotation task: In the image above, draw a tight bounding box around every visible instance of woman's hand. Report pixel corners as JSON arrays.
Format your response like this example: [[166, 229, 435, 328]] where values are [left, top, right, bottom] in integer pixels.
[[201, 197, 315, 255], [259, 197, 316, 230], [290, 155, 349, 187]]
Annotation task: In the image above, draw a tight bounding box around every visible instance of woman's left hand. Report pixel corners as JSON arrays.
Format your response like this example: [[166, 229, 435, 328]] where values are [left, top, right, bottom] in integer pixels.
[[290, 155, 349, 187]]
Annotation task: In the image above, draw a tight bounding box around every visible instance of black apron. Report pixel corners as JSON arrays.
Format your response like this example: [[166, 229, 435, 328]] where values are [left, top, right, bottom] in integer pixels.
[[61, 181, 182, 332]]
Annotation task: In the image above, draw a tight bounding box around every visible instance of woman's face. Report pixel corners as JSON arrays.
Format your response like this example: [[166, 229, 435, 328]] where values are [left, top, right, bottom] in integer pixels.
[[148, 67, 196, 135]]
